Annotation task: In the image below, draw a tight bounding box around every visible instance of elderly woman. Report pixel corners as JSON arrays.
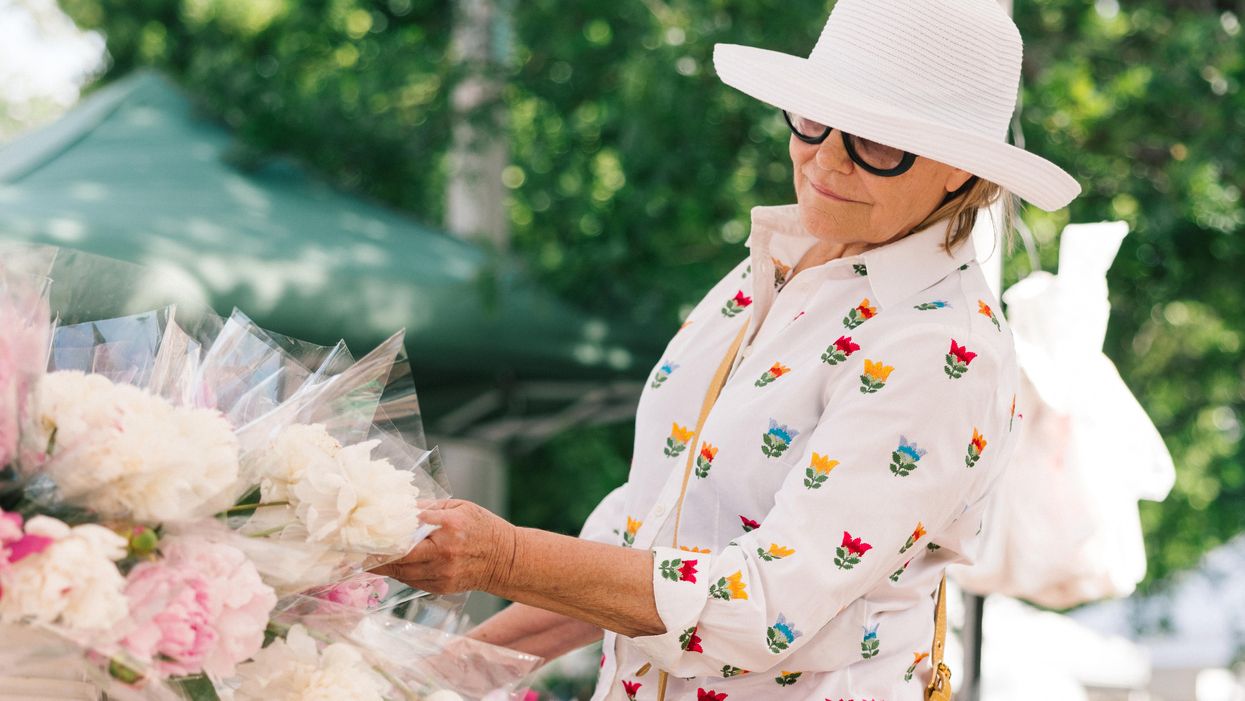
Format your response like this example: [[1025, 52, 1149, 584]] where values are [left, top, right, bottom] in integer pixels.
[[375, 0, 1081, 698]]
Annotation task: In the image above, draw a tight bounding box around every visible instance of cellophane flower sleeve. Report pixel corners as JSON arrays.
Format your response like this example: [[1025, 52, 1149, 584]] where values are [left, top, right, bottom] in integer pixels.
[[217, 595, 542, 701]]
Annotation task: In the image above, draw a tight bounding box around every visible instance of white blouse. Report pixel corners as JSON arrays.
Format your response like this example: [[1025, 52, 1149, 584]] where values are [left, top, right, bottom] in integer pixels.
[[579, 203, 1021, 700]]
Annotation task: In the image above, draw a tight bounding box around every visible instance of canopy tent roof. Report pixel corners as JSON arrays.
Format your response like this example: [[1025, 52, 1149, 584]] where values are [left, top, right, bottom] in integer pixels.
[[0, 71, 660, 398]]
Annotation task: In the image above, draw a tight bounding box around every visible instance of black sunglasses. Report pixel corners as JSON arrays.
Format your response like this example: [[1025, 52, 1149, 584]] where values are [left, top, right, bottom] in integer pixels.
[[783, 110, 918, 177]]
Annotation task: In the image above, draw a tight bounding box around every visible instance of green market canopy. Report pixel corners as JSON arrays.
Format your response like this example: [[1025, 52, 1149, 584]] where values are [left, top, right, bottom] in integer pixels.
[[0, 71, 661, 432]]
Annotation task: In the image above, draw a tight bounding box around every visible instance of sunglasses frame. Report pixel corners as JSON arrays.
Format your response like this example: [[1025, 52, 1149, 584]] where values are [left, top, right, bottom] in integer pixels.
[[782, 110, 918, 177]]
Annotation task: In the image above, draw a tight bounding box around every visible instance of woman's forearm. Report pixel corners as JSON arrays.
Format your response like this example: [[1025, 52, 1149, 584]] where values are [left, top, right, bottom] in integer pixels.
[[468, 602, 605, 661], [486, 527, 665, 639]]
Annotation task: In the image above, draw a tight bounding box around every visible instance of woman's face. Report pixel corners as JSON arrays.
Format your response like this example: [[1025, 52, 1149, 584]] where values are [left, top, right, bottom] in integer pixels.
[[790, 130, 974, 248]]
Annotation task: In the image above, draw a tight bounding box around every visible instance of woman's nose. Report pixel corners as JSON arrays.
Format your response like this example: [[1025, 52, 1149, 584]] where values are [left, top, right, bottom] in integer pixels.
[[814, 130, 854, 173]]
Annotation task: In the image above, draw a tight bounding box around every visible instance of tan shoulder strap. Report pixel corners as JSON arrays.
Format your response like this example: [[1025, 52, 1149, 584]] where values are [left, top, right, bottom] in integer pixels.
[[653, 320, 750, 699], [669, 320, 750, 549], [925, 573, 953, 700]]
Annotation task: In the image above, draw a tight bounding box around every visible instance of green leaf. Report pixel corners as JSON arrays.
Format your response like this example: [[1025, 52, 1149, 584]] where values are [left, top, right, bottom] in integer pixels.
[[174, 676, 222, 701]]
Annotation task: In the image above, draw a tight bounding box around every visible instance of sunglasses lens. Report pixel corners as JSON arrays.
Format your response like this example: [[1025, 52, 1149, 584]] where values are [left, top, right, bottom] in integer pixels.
[[785, 111, 911, 173], [786, 112, 829, 140], [848, 134, 908, 171]]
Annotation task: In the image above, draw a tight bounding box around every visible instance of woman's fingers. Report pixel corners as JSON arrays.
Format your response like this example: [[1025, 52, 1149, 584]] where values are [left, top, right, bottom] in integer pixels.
[[367, 499, 516, 595]]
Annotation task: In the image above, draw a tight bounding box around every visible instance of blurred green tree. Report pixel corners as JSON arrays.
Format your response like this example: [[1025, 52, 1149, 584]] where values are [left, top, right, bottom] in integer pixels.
[[54, 0, 1245, 590]]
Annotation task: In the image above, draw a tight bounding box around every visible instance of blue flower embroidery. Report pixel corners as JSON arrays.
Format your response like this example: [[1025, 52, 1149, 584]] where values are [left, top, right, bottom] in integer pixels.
[[761, 419, 799, 459], [861, 623, 881, 658], [767, 613, 803, 653], [890, 435, 927, 477], [651, 360, 679, 389]]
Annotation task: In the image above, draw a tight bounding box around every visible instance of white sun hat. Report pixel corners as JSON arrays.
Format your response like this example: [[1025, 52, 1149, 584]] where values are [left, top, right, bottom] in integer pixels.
[[713, 0, 1081, 211]]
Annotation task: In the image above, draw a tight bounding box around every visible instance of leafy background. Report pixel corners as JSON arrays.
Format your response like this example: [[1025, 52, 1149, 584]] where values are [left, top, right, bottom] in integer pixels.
[[39, 0, 1245, 592]]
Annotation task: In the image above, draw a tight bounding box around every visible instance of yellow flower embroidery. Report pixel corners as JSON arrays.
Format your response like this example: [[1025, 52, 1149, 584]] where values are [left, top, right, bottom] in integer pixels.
[[622, 516, 642, 547], [680, 545, 712, 554], [726, 571, 749, 600], [863, 359, 895, 382], [805, 452, 839, 489], [758, 543, 795, 561], [665, 422, 695, 458], [913, 522, 927, 540], [914, 651, 930, 665], [810, 452, 839, 476]]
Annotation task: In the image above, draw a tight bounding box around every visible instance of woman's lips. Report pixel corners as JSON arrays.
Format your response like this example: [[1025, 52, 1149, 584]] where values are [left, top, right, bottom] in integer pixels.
[[810, 180, 855, 202]]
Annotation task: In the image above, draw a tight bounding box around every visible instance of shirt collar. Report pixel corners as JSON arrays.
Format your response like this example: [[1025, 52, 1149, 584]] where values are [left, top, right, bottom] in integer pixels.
[[745, 203, 978, 308]]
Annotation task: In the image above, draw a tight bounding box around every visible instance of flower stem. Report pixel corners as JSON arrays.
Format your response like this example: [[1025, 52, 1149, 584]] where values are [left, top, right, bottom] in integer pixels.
[[217, 501, 289, 516]]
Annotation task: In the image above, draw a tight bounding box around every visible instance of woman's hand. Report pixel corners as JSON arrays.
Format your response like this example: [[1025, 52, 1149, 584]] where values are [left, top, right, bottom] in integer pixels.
[[371, 499, 518, 595], [374, 499, 663, 639]]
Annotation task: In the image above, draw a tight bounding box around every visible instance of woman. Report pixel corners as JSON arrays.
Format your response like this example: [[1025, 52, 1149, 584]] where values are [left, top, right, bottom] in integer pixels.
[[375, 0, 1081, 698]]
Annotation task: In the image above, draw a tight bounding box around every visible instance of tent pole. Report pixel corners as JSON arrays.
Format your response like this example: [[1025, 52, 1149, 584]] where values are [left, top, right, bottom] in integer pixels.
[[960, 3, 1014, 699]]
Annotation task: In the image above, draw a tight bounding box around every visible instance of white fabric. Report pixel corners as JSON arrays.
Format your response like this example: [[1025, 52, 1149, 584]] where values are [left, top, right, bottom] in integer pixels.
[[711, 0, 1081, 212], [951, 221, 1175, 607], [580, 204, 1022, 699]]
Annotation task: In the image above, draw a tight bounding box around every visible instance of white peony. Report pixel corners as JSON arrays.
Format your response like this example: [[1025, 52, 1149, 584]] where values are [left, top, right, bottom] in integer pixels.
[[293, 439, 423, 553], [233, 624, 390, 701], [0, 516, 128, 633], [249, 423, 342, 502], [27, 371, 241, 522], [247, 424, 423, 553]]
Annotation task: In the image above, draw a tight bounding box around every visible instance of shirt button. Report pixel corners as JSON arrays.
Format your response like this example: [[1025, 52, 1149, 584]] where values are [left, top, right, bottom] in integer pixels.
[[654, 504, 667, 517]]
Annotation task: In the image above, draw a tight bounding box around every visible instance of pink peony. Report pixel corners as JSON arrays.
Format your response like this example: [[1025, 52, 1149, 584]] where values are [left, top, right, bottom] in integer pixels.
[[0, 282, 51, 469], [312, 573, 389, 610], [0, 509, 53, 567], [122, 536, 276, 678], [122, 563, 218, 676], [0, 338, 16, 467]]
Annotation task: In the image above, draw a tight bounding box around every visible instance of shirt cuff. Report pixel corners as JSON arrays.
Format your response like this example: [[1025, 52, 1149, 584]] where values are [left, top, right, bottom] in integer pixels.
[[627, 545, 712, 672]]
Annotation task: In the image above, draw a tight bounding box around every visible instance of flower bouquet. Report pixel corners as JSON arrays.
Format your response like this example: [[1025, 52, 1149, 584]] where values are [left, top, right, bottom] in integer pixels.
[[0, 247, 540, 700]]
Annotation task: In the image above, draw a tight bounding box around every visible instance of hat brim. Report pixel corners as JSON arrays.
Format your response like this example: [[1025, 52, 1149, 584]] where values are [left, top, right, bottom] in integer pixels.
[[713, 43, 1081, 212]]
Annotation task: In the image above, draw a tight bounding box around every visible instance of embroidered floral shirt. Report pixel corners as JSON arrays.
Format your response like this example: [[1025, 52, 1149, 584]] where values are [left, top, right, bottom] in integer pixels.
[[578, 203, 1021, 700]]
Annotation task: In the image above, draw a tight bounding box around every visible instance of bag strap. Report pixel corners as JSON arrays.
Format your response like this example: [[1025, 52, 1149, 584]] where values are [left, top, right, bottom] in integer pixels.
[[925, 573, 953, 700], [670, 320, 750, 549], [653, 320, 750, 700]]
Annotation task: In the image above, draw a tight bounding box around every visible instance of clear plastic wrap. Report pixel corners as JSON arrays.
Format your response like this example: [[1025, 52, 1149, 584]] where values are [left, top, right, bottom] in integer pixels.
[[0, 244, 519, 699], [217, 596, 543, 701]]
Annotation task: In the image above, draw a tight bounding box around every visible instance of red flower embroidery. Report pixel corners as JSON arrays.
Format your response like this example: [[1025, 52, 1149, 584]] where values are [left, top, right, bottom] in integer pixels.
[[740, 515, 760, 532], [733, 290, 753, 307], [949, 339, 977, 365], [698, 690, 728, 701], [678, 559, 699, 583], [683, 626, 704, 653], [622, 680, 641, 699], [834, 335, 861, 354], [841, 531, 873, 556], [857, 301, 876, 319]]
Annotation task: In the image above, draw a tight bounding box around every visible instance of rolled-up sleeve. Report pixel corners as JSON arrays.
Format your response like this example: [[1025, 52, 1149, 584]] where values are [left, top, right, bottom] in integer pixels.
[[629, 322, 1013, 675]]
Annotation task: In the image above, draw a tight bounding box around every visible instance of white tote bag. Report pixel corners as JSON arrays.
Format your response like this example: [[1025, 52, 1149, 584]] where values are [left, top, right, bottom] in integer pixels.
[[952, 221, 1175, 608]]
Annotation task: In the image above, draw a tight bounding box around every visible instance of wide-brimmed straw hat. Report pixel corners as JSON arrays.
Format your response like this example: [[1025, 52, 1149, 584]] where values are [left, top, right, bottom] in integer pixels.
[[713, 0, 1081, 211]]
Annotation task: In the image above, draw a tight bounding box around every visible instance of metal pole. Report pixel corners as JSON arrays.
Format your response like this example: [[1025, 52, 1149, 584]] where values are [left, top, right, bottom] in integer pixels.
[[960, 4, 1016, 699]]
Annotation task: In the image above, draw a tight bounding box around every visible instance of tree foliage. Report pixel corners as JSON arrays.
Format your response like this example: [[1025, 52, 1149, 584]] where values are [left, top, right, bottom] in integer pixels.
[[54, 0, 1245, 589]]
